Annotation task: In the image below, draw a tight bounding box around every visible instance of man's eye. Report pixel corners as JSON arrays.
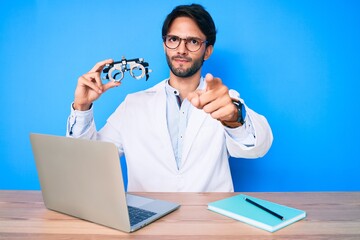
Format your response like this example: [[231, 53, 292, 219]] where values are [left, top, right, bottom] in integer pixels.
[[169, 36, 179, 42], [189, 38, 200, 45]]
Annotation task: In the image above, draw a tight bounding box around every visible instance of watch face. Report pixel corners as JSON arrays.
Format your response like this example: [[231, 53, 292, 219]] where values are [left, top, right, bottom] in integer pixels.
[[241, 103, 246, 120], [238, 103, 245, 124], [231, 100, 245, 124]]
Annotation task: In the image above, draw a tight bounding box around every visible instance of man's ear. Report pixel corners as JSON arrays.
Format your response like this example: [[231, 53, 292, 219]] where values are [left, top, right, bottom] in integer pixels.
[[204, 45, 214, 61]]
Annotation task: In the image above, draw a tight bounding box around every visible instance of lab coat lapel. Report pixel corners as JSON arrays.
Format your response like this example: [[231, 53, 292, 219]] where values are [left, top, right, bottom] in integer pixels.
[[181, 106, 208, 165], [153, 82, 178, 171], [181, 78, 207, 167]]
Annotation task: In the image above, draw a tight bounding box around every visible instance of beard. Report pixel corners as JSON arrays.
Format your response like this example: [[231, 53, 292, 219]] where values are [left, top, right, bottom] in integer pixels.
[[166, 53, 205, 78]]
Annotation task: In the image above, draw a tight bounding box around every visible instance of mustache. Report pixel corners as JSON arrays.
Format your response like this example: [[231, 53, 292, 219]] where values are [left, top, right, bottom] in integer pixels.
[[171, 55, 192, 61]]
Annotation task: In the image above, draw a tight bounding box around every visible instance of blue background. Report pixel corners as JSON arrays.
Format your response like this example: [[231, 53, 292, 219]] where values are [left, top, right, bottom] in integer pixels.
[[1, 0, 359, 191]]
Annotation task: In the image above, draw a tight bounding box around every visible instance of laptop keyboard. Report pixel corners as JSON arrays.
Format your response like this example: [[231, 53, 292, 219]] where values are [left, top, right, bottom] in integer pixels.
[[128, 206, 157, 226]]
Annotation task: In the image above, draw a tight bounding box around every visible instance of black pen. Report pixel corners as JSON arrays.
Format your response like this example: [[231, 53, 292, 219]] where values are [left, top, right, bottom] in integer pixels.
[[245, 197, 284, 221]]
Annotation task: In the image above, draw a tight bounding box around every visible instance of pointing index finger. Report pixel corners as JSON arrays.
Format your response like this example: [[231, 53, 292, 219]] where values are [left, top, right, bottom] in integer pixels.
[[205, 73, 222, 91]]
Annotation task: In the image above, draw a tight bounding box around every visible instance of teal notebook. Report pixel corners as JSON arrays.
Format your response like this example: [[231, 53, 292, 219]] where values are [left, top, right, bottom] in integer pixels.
[[208, 194, 306, 232]]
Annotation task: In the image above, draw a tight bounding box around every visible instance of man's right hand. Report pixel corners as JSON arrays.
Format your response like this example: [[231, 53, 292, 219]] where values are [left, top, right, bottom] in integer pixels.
[[73, 59, 121, 111]]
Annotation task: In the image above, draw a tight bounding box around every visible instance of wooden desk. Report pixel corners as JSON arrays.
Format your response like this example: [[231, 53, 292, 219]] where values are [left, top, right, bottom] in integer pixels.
[[0, 191, 359, 239]]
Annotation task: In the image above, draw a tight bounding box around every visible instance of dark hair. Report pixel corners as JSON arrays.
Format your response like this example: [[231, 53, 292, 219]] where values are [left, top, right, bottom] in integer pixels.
[[162, 4, 217, 46]]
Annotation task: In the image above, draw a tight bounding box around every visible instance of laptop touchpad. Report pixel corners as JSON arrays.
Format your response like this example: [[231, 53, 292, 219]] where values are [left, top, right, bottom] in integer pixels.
[[126, 194, 154, 208]]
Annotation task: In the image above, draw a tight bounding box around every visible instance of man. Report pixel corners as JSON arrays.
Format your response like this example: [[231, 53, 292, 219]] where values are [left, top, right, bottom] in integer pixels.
[[67, 4, 273, 192]]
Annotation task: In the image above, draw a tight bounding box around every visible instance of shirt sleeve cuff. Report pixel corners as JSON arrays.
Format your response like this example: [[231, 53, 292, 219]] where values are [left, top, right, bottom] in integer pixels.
[[223, 106, 256, 147], [67, 103, 94, 136]]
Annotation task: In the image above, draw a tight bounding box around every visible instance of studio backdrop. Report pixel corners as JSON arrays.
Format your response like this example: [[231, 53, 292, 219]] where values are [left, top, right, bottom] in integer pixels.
[[1, 0, 359, 191]]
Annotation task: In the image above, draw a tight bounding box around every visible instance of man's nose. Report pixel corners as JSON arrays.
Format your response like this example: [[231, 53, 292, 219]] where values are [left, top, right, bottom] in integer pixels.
[[177, 39, 188, 54]]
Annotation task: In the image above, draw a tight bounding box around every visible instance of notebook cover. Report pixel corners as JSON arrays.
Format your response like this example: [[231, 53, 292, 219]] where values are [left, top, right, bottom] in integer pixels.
[[208, 194, 306, 232]]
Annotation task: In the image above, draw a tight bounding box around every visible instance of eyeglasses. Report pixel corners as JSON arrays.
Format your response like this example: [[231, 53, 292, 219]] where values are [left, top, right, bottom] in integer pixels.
[[163, 35, 208, 52]]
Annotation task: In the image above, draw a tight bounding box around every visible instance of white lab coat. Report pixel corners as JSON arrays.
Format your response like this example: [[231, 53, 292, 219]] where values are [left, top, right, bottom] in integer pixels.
[[70, 80, 273, 192]]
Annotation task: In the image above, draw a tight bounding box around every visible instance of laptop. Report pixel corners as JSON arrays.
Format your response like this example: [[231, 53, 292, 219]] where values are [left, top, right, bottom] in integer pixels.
[[30, 133, 180, 232]]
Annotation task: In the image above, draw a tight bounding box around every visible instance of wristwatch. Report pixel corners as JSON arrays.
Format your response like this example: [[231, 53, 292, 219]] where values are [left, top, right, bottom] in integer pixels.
[[232, 100, 246, 125], [221, 99, 246, 128], [221, 90, 247, 128]]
